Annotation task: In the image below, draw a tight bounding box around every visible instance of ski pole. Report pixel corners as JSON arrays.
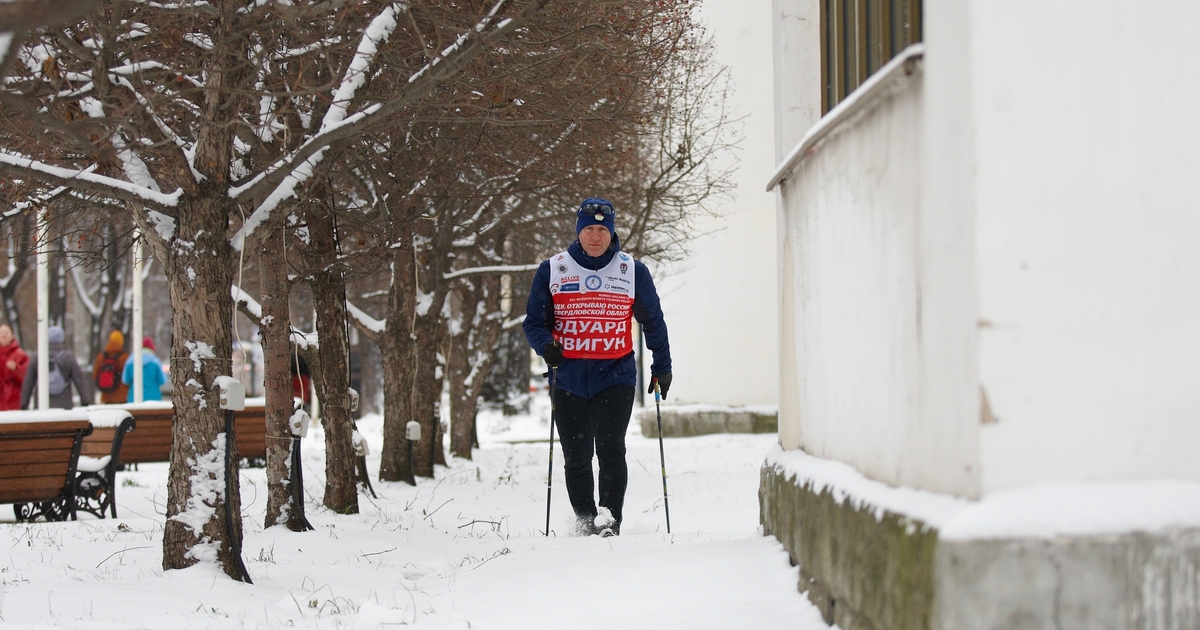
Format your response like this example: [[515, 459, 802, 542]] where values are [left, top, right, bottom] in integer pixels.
[[544, 366, 558, 537], [654, 380, 671, 534]]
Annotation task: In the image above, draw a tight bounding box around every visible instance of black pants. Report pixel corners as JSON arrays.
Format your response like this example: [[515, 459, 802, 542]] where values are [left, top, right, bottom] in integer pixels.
[[554, 385, 636, 524]]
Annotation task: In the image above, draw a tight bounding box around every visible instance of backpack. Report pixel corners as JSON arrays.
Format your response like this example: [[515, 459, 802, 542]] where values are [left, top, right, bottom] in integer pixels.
[[46, 352, 67, 396], [96, 352, 121, 392]]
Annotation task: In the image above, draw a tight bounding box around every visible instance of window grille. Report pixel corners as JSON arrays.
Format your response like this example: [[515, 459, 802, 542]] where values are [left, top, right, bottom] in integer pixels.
[[821, 0, 922, 113]]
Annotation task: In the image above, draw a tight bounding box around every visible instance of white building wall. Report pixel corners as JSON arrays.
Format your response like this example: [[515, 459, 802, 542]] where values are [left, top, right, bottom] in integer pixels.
[[773, 0, 1200, 498], [970, 2, 1200, 492], [651, 0, 778, 408], [772, 0, 821, 448], [778, 68, 978, 497]]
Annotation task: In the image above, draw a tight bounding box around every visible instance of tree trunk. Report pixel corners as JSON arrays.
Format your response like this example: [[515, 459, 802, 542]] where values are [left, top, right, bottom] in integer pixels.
[[0, 210, 31, 333], [379, 239, 416, 483], [156, 198, 244, 580], [449, 274, 505, 459], [358, 337, 382, 416], [101, 226, 130, 355], [412, 292, 449, 476], [483, 270, 533, 416], [260, 227, 303, 529], [447, 311, 472, 459], [306, 206, 359, 514]]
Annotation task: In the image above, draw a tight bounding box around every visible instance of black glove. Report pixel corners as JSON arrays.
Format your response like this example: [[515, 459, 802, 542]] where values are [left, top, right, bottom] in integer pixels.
[[542, 341, 564, 367], [649, 373, 672, 400]]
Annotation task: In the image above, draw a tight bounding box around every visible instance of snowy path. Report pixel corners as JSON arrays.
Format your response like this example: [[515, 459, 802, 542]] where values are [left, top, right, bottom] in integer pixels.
[[0, 401, 830, 629]]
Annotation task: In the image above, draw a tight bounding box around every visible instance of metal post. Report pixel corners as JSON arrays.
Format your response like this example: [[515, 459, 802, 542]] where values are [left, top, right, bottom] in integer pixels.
[[132, 231, 144, 402], [35, 206, 48, 410]]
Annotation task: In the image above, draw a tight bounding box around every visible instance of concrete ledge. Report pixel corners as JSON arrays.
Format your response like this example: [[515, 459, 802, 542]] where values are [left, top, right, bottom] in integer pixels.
[[760, 463, 937, 630], [760, 455, 1200, 630], [637, 404, 777, 437], [937, 531, 1200, 630]]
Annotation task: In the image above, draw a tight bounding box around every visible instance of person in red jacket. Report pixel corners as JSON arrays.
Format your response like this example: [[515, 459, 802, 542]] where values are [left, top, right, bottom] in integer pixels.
[[0, 324, 30, 411]]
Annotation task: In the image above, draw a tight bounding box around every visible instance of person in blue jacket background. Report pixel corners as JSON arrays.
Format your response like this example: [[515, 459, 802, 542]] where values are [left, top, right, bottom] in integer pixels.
[[123, 336, 167, 402], [524, 197, 672, 536]]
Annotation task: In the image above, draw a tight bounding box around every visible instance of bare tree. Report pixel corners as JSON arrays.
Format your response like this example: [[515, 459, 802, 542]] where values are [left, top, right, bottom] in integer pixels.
[[0, 0, 555, 579]]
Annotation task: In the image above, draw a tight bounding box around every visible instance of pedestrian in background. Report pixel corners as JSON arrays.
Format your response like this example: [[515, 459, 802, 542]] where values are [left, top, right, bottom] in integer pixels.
[[0, 324, 29, 411], [122, 336, 166, 402], [93, 330, 129, 404], [20, 325, 91, 409]]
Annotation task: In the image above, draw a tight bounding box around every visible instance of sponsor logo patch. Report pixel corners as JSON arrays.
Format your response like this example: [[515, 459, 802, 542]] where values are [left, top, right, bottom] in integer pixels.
[[619, 263, 628, 274], [585, 275, 603, 291], [560, 283, 580, 292]]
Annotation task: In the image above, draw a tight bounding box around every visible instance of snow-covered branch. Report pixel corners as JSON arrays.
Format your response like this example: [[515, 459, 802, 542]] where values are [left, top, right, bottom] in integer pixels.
[[443, 263, 542, 280], [1, 177, 83, 218], [231, 2, 406, 251], [228, 0, 552, 250], [231, 284, 262, 319], [69, 264, 103, 317], [502, 314, 525, 330], [346, 300, 385, 342], [0, 151, 182, 207]]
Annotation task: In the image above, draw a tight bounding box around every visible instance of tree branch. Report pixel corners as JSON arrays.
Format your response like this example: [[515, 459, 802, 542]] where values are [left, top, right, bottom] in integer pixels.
[[0, 152, 181, 208], [228, 0, 552, 249]]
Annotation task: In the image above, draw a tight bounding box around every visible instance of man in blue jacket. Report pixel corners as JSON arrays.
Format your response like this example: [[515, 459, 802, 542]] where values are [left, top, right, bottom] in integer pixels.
[[524, 198, 672, 537]]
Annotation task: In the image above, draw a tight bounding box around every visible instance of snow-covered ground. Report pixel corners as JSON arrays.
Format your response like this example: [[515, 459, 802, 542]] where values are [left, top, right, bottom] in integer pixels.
[[0, 391, 830, 629]]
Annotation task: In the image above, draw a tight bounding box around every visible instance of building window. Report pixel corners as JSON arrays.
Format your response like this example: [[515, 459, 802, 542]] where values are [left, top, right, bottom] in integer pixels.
[[821, 0, 922, 113]]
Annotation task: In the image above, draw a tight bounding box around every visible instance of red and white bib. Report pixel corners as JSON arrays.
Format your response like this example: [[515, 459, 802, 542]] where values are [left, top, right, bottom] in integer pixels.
[[548, 249, 636, 360]]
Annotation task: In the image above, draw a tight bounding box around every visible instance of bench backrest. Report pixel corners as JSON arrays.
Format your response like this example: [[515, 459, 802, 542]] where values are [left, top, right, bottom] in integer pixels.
[[101, 404, 267, 464], [0, 419, 93, 503], [117, 407, 173, 464], [233, 407, 267, 460]]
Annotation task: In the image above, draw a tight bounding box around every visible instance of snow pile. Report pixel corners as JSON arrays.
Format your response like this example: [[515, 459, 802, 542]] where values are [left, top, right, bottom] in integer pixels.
[[1, 395, 830, 629], [0, 409, 89, 424], [765, 443, 968, 528], [84, 407, 133, 428], [941, 480, 1200, 541]]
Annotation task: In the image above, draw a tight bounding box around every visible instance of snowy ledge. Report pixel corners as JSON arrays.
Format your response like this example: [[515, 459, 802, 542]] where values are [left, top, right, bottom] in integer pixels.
[[645, 403, 778, 415], [0, 409, 90, 424], [766, 43, 925, 192], [765, 444, 1200, 541]]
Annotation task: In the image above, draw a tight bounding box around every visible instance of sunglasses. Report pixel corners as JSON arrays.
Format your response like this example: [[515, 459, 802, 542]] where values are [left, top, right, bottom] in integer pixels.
[[578, 202, 614, 216]]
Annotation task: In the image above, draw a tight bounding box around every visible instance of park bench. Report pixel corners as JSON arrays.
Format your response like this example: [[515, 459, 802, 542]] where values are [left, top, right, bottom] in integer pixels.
[[76, 408, 136, 519], [0, 410, 93, 522], [99, 400, 268, 466]]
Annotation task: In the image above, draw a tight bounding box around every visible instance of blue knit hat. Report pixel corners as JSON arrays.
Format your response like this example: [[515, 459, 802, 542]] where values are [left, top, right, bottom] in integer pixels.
[[48, 326, 64, 344], [575, 198, 615, 236]]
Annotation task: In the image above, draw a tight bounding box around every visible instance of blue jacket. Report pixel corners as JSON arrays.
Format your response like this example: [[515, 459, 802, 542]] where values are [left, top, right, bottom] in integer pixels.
[[123, 349, 166, 402], [524, 238, 671, 398]]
